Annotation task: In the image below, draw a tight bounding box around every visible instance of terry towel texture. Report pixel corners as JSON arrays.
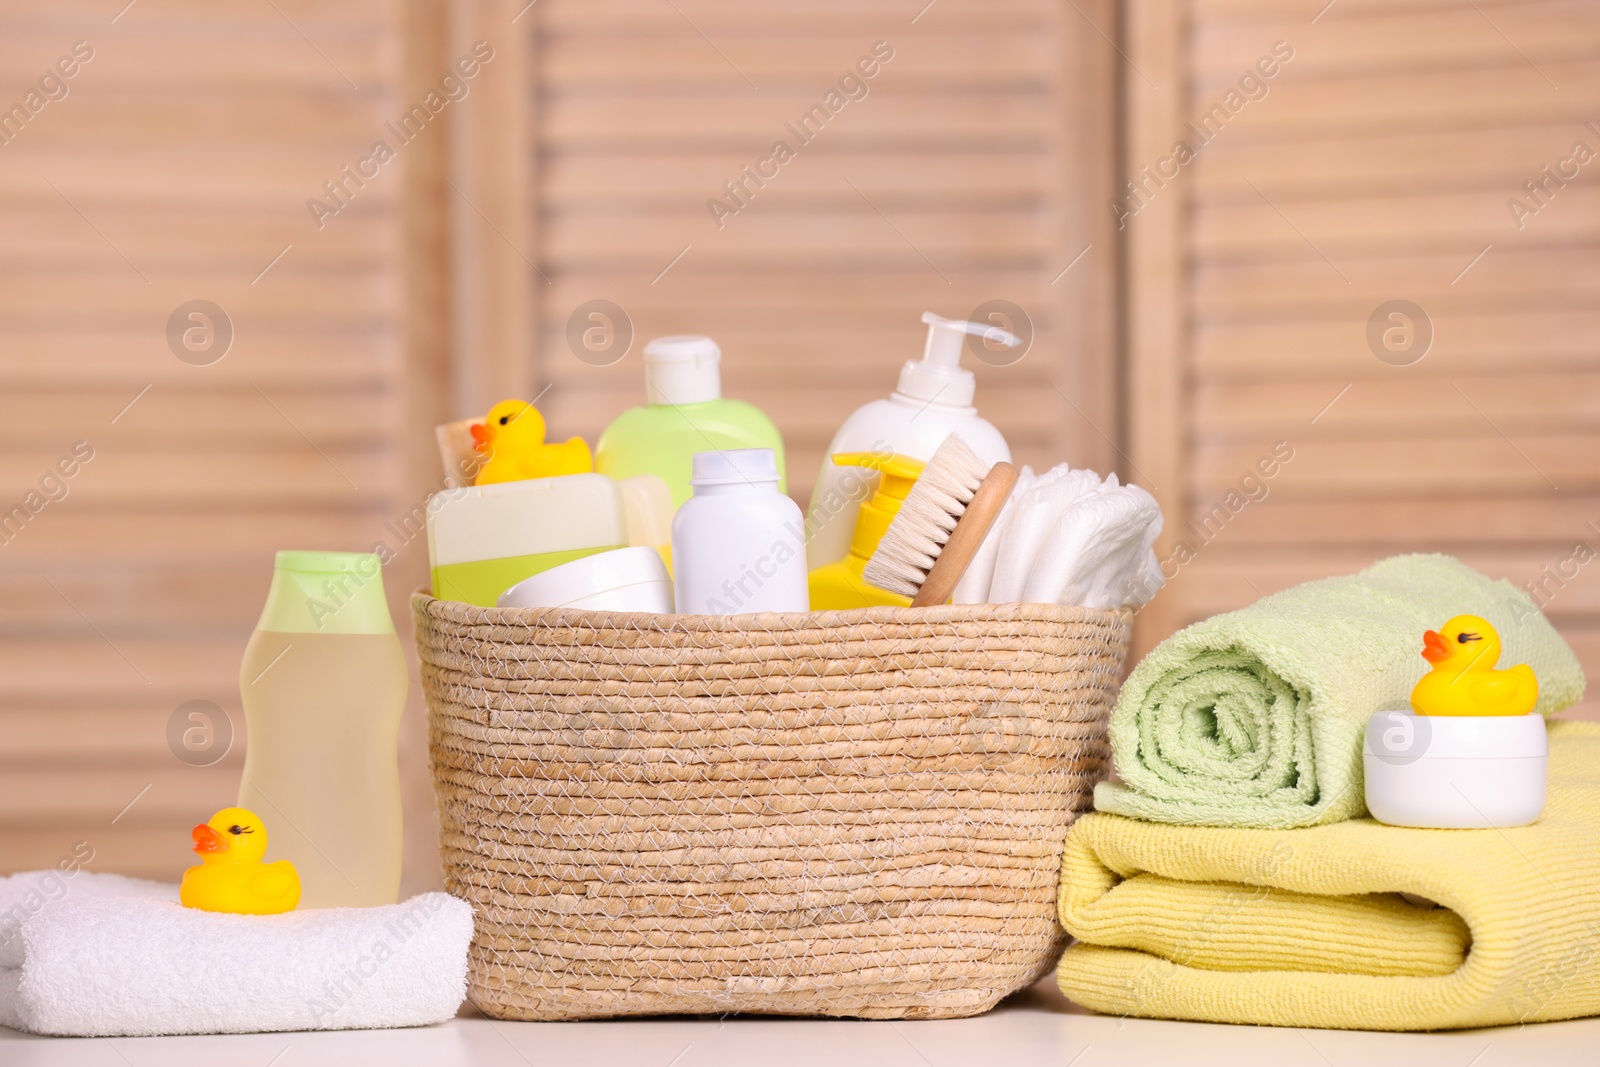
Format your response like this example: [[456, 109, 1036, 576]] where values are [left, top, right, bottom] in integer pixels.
[[1096, 553, 1584, 828], [0, 871, 472, 1037], [1057, 722, 1600, 1031]]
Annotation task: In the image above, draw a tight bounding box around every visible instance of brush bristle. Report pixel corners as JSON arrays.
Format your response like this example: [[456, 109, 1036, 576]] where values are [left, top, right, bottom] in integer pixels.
[[862, 435, 991, 596]]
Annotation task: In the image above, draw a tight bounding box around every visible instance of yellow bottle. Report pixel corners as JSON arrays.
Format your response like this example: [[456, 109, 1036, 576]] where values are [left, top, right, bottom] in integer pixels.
[[807, 452, 924, 609]]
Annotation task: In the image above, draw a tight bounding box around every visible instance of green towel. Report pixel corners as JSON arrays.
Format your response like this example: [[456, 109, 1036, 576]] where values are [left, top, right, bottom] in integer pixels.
[[1095, 554, 1585, 828]]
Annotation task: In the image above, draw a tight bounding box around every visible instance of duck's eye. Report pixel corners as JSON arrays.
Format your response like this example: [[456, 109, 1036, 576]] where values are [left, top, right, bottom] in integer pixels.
[[227, 825, 244, 835], [1457, 632, 1481, 643], [499, 415, 510, 425]]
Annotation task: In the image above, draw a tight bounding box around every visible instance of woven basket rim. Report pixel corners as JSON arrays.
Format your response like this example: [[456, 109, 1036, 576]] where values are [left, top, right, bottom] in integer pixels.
[[413, 588, 1132, 632]]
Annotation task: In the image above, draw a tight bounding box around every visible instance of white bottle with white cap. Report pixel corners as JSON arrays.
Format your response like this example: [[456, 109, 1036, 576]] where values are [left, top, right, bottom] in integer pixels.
[[673, 449, 809, 615], [595, 334, 786, 510], [805, 312, 1016, 569]]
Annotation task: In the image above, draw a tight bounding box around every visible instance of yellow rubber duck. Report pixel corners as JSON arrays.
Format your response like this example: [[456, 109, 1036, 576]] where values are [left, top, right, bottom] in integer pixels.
[[179, 807, 301, 915], [1409, 614, 1539, 717], [470, 399, 592, 485]]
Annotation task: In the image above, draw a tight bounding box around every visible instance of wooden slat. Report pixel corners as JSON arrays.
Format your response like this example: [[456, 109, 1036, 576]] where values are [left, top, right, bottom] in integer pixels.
[[1190, 494, 1600, 548], [542, 92, 1054, 147], [0, 510, 396, 559], [2, 0, 395, 27], [543, 150, 1050, 205], [1194, 310, 1600, 379], [0, 274, 396, 321], [1192, 186, 1600, 256], [1194, 245, 1600, 316], [0, 565, 285, 633], [1205, 60, 1600, 136], [544, 269, 1051, 327], [536, 0, 1051, 33], [0, 767, 246, 823], [0, 449, 392, 506], [0, 200, 395, 267], [0, 638, 247, 700], [1192, 123, 1600, 198], [0, 387, 395, 445], [0, 35, 390, 90], [0, 149, 367, 200], [1, 705, 246, 763], [537, 35, 1054, 89], [0, 334, 396, 388], [1192, 1, 1599, 83], [543, 206, 1048, 266], [0, 93, 392, 148], [1196, 433, 1596, 496], [1195, 374, 1600, 437], [1194, 0, 1531, 17]]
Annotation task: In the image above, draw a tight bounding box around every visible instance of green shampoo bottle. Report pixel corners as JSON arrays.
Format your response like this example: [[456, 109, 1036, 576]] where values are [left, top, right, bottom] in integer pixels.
[[595, 335, 785, 508]]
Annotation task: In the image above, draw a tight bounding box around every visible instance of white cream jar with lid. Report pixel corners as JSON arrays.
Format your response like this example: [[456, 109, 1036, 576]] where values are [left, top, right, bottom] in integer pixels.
[[1363, 709, 1547, 829]]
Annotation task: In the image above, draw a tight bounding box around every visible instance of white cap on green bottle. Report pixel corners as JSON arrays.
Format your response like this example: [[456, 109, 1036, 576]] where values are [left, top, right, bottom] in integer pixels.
[[896, 312, 1021, 410], [644, 335, 722, 406]]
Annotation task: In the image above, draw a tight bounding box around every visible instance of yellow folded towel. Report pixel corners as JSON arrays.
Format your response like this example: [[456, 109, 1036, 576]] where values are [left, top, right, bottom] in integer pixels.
[[1056, 722, 1600, 1031]]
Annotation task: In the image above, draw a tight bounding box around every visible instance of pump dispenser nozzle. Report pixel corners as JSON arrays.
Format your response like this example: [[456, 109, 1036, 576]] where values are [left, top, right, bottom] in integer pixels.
[[896, 312, 1021, 409]]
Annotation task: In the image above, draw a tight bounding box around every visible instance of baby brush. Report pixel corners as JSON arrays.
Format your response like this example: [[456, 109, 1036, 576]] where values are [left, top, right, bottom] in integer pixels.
[[862, 434, 1018, 607]]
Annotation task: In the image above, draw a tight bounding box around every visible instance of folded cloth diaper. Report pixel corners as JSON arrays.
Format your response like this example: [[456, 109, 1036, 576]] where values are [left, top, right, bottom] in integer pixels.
[[0, 871, 472, 1036], [1057, 722, 1600, 1030], [1096, 553, 1585, 828], [987, 467, 1102, 604], [1020, 474, 1163, 609], [951, 464, 1037, 604], [957, 465, 1163, 609]]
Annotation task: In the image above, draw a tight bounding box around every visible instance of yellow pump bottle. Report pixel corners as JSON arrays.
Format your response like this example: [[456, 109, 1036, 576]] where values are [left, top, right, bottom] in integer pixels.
[[807, 452, 924, 610]]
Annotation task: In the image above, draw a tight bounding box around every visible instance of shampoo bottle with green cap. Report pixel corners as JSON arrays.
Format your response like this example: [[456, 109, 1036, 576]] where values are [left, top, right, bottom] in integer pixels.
[[805, 312, 1015, 570], [237, 550, 407, 909], [595, 335, 786, 508]]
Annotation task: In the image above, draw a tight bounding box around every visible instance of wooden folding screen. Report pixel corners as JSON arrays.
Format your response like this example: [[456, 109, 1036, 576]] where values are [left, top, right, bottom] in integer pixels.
[[1125, 0, 1600, 714]]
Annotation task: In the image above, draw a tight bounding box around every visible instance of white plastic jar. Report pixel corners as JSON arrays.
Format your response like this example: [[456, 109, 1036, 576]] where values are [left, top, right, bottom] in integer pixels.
[[672, 449, 809, 615], [1363, 709, 1548, 829]]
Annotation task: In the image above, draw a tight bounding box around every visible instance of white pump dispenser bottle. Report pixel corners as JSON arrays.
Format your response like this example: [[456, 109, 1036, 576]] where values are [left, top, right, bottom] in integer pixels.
[[804, 312, 1016, 570]]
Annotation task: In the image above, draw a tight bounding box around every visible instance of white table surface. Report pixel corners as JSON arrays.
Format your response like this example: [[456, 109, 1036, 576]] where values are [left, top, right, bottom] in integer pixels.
[[6, 978, 1599, 1066]]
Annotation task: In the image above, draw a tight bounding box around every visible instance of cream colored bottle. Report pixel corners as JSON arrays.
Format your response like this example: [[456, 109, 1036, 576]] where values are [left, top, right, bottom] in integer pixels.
[[237, 550, 407, 908]]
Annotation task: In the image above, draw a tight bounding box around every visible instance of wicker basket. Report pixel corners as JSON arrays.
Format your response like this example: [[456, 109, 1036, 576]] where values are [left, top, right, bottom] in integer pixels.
[[414, 594, 1130, 1021]]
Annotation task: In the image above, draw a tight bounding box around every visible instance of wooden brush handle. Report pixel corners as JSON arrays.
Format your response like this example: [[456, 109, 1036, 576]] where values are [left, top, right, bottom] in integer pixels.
[[912, 462, 1019, 607]]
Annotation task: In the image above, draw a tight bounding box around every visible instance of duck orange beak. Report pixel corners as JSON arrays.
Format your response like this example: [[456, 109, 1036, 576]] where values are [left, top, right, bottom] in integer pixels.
[[1422, 629, 1451, 664], [191, 823, 225, 855], [469, 422, 493, 454]]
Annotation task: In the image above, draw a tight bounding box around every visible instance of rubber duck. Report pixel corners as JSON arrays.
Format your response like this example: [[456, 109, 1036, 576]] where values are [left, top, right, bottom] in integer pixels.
[[470, 399, 593, 485], [1409, 614, 1539, 717], [179, 807, 301, 915]]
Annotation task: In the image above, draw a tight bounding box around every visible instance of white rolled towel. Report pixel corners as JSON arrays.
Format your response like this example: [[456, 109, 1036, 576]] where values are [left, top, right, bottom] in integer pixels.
[[0, 870, 472, 1037]]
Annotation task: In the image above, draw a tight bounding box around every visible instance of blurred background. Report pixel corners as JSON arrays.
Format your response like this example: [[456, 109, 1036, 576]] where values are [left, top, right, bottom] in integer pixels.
[[1, 0, 1595, 891]]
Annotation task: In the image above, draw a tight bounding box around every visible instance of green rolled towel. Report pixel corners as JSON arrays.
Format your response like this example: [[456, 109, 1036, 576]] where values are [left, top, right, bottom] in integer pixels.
[[1095, 554, 1586, 828]]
